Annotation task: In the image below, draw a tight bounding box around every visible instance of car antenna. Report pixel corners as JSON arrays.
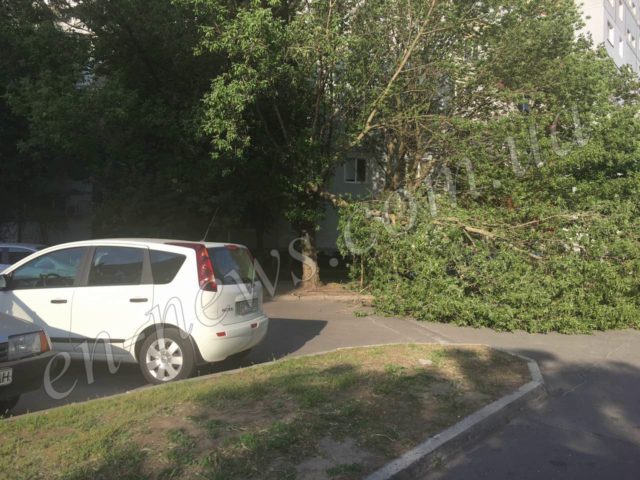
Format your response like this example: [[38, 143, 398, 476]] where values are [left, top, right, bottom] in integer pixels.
[[200, 207, 220, 242]]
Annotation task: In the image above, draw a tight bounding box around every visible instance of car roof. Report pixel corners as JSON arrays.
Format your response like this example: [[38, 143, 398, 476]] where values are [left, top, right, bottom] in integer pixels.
[[35, 238, 247, 249], [1, 239, 251, 274]]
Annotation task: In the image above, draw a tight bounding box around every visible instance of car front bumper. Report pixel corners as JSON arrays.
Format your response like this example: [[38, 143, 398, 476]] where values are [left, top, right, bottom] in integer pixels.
[[0, 351, 56, 400]]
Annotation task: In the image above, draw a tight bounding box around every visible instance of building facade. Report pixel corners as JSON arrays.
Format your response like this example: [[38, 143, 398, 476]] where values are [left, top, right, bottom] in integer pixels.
[[316, 155, 384, 252], [580, 0, 640, 73]]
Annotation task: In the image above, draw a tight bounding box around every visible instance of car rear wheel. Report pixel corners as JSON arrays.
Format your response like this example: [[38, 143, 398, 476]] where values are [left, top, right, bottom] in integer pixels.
[[138, 329, 195, 385], [0, 395, 19, 416]]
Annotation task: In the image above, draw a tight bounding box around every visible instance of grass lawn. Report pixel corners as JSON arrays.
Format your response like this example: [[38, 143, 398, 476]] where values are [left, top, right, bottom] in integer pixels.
[[0, 345, 529, 480]]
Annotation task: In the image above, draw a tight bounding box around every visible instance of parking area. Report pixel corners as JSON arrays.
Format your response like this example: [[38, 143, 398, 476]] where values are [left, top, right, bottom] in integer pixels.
[[11, 296, 443, 416]]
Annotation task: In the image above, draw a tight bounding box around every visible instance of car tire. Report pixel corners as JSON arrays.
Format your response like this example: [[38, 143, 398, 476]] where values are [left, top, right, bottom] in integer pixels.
[[138, 328, 195, 385], [0, 395, 20, 417]]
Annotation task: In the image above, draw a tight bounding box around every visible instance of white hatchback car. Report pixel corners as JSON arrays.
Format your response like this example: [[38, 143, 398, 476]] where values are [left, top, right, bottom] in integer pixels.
[[0, 239, 269, 384]]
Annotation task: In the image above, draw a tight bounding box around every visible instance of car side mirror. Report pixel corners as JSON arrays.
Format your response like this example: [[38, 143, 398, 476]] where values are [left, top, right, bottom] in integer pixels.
[[0, 274, 9, 291]]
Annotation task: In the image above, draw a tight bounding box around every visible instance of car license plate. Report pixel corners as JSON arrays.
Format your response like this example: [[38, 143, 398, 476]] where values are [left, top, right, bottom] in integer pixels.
[[236, 299, 258, 316], [0, 368, 12, 387]]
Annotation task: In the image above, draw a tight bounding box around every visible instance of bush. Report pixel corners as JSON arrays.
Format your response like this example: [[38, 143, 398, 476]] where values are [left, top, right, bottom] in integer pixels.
[[339, 200, 640, 333]]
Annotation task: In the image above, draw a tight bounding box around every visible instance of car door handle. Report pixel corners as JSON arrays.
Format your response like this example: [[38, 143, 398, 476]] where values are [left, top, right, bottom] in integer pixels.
[[50, 299, 68, 304], [130, 298, 148, 303]]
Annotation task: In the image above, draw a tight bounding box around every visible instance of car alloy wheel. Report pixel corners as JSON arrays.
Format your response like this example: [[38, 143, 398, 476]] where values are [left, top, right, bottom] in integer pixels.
[[138, 329, 195, 385], [145, 337, 184, 381]]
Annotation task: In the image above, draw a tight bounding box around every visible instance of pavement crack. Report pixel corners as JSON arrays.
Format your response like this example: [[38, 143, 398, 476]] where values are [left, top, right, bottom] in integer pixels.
[[406, 320, 453, 345], [368, 317, 416, 342], [603, 341, 631, 361], [555, 375, 588, 398]]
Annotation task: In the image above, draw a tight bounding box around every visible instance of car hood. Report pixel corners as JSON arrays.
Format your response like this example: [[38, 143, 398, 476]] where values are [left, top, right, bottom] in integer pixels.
[[0, 313, 39, 343]]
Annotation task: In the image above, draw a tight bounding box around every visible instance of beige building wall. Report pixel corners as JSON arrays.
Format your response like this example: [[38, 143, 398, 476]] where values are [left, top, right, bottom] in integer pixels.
[[579, 0, 640, 73]]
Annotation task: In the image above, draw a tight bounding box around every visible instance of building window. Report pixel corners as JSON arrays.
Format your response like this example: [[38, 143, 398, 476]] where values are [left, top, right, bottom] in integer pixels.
[[344, 158, 367, 184], [619, 0, 624, 20], [619, 36, 624, 56], [608, 21, 615, 44]]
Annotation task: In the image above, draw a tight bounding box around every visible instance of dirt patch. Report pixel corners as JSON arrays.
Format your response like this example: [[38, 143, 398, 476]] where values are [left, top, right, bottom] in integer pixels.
[[296, 437, 383, 480], [286, 282, 374, 304]]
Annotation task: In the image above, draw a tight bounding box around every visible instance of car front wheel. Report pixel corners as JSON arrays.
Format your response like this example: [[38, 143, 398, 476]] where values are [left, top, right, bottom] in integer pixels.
[[138, 329, 195, 385]]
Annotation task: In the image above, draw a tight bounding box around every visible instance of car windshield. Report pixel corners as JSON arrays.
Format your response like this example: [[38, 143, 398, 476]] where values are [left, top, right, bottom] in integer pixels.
[[207, 246, 254, 285]]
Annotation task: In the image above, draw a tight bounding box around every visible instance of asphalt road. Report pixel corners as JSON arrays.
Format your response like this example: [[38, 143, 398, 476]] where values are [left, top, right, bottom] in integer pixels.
[[8, 296, 640, 480], [420, 323, 640, 480]]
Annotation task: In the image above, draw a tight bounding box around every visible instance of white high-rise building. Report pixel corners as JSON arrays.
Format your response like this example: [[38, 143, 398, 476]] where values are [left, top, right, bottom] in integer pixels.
[[580, 0, 640, 73]]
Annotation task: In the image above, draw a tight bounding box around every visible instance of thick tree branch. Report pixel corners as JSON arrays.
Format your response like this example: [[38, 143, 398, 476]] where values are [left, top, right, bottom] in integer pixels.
[[434, 217, 543, 261], [353, 0, 439, 146]]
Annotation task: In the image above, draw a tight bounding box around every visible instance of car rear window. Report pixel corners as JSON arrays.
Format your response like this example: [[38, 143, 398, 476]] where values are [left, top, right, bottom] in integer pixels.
[[208, 246, 254, 285], [150, 250, 186, 284]]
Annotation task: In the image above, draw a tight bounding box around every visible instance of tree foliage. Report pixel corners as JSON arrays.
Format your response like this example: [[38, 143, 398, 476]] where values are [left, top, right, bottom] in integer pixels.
[[336, 1, 640, 333], [0, 0, 89, 238]]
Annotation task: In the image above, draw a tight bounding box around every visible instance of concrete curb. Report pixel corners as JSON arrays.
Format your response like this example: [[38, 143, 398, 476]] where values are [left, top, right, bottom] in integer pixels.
[[365, 352, 546, 480], [271, 293, 374, 303]]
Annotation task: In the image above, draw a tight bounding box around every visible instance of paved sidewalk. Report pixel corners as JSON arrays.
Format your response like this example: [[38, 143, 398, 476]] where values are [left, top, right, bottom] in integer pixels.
[[258, 297, 449, 358]]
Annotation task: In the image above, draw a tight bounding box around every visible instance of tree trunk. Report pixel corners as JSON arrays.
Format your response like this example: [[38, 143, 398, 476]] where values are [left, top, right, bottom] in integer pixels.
[[299, 228, 321, 290]]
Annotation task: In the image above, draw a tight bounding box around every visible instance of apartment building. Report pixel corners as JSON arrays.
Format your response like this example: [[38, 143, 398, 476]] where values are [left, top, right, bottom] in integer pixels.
[[580, 0, 640, 73]]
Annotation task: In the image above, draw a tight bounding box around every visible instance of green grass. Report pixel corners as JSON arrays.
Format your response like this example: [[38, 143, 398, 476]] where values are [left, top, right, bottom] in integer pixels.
[[0, 345, 529, 480], [327, 463, 364, 477]]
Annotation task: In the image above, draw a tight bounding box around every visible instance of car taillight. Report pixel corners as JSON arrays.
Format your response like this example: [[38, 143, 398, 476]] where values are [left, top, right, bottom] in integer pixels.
[[196, 245, 217, 291], [167, 242, 217, 292], [39, 331, 51, 353]]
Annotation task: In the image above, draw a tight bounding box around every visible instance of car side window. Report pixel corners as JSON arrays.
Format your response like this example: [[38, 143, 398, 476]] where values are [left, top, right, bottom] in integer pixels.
[[149, 250, 186, 284], [88, 247, 144, 286], [11, 248, 86, 290]]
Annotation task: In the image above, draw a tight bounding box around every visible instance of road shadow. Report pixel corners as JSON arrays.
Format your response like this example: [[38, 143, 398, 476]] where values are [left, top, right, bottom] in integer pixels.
[[430, 347, 640, 480], [196, 317, 328, 375]]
